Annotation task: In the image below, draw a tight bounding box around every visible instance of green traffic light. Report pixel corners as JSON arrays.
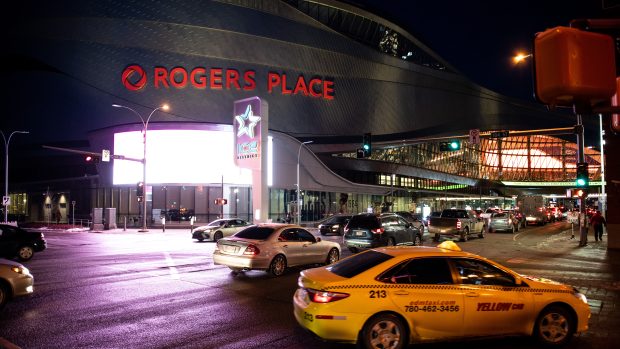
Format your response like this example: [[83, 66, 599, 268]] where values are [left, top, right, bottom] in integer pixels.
[[576, 178, 586, 187], [450, 142, 458, 149], [363, 144, 369, 150]]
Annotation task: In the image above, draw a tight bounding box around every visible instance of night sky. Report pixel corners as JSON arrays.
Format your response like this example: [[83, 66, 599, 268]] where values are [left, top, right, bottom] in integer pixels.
[[348, 0, 619, 101]]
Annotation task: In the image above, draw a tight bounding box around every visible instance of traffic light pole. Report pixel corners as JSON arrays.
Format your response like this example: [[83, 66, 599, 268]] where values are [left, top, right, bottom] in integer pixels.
[[575, 115, 588, 246]]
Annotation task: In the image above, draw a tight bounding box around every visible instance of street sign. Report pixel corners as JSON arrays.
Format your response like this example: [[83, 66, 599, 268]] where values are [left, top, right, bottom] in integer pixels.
[[2, 196, 9, 206], [490, 130, 510, 138], [102, 149, 111, 162], [469, 129, 480, 144]]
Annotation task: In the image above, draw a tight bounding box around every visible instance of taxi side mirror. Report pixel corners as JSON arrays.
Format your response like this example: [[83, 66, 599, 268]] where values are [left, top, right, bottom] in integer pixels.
[[315, 237, 321, 243]]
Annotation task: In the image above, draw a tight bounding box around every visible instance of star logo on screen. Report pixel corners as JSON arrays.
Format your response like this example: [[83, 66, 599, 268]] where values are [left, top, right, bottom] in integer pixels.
[[235, 104, 261, 138]]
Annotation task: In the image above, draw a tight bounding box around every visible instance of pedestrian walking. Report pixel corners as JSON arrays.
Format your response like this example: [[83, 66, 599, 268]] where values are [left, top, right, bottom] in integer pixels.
[[590, 210, 607, 242]]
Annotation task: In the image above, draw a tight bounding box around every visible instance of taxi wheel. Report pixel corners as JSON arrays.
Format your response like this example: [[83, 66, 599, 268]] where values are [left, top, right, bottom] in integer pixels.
[[359, 313, 407, 349], [269, 255, 287, 276], [196, 237, 204, 242], [17, 245, 34, 261], [534, 306, 575, 346], [325, 248, 339, 265], [213, 231, 223, 242]]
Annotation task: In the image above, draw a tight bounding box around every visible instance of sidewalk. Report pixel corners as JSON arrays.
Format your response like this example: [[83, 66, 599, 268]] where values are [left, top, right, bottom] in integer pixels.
[[536, 229, 620, 348]]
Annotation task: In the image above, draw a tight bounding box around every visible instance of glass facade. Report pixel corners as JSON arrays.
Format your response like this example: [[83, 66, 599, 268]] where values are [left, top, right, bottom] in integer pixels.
[[282, 0, 450, 71]]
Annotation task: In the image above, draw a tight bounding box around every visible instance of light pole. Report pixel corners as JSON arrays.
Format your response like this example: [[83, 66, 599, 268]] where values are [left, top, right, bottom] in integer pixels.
[[112, 103, 169, 232], [1, 130, 29, 223], [297, 140, 313, 225]]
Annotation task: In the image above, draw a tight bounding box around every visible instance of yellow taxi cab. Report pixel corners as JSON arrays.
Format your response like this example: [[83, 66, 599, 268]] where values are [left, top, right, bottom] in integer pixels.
[[293, 241, 590, 349]]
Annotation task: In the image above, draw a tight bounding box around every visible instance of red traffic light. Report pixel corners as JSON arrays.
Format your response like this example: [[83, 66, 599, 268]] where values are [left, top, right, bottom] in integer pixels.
[[85, 155, 100, 163], [214, 198, 228, 205]]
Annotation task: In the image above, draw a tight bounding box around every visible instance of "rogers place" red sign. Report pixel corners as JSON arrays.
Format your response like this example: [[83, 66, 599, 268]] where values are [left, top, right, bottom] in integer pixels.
[[121, 65, 335, 100]]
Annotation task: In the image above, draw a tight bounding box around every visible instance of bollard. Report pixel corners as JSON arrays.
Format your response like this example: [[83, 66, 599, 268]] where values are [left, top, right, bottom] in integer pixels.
[[161, 217, 166, 232], [124, 216, 127, 231]]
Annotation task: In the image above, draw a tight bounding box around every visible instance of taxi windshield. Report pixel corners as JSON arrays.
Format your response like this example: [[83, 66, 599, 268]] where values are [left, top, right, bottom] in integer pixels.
[[327, 250, 393, 278]]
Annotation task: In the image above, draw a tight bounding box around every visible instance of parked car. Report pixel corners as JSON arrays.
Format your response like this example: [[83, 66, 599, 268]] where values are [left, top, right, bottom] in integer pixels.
[[488, 212, 519, 233], [393, 211, 425, 232], [343, 213, 423, 253], [317, 214, 352, 236], [293, 241, 590, 347], [213, 224, 340, 276], [0, 258, 34, 309], [192, 218, 252, 242], [0, 224, 47, 261]]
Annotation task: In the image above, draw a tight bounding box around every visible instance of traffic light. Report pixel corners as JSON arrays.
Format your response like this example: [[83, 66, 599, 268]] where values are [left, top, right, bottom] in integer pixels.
[[575, 162, 589, 187], [214, 198, 228, 205], [136, 182, 144, 198], [85, 155, 100, 163], [362, 133, 372, 157], [439, 140, 461, 151], [574, 188, 587, 199]]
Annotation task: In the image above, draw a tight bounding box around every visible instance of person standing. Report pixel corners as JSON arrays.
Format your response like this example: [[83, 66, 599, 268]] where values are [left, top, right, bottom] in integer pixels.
[[590, 210, 607, 242]]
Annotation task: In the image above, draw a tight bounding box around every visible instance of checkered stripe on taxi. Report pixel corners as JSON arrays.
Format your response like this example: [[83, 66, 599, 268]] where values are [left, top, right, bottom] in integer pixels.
[[323, 284, 575, 294]]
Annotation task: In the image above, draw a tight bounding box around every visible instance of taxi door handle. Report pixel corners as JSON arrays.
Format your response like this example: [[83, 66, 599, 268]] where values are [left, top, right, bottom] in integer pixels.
[[393, 290, 410, 296], [465, 292, 479, 297], [282, 244, 288, 248]]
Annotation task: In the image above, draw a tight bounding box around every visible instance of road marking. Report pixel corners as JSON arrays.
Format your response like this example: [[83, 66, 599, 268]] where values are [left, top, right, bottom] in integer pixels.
[[164, 251, 180, 280]]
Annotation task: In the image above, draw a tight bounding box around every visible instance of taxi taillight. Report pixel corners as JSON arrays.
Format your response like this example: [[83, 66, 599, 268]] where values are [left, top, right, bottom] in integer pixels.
[[243, 244, 260, 255], [306, 288, 350, 303]]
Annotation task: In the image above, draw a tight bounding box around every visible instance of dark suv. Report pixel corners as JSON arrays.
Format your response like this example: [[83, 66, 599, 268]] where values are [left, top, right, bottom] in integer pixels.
[[0, 224, 47, 261], [343, 213, 422, 253]]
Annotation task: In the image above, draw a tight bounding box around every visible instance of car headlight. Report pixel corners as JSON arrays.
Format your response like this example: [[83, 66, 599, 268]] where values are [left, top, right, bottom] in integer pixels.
[[572, 288, 588, 304], [11, 266, 30, 276], [331, 224, 340, 230]]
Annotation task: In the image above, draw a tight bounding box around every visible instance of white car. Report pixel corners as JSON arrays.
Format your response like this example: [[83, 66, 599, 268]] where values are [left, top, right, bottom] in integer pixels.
[[213, 223, 341, 276], [192, 218, 252, 242], [0, 258, 34, 309]]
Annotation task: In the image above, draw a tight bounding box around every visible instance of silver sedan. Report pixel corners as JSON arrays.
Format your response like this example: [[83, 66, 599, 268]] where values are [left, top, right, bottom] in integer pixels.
[[213, 224, 340, 276], [0, 258, 34, 309]]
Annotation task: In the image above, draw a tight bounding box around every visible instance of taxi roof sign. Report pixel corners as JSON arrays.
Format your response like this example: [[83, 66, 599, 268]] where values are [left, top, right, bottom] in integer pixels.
[[436, 240, 462, 252]]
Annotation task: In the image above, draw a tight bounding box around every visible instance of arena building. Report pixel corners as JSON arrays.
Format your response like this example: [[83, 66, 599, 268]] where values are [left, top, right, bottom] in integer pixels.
[[1, 0, 605, 226]]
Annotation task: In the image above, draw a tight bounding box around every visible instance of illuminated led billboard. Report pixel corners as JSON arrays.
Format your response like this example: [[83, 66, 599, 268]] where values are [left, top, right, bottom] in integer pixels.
[[113, 129, 272, 185]]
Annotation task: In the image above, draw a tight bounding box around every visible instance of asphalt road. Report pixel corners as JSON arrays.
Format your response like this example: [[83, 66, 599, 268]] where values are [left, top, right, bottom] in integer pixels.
[[1, 221, 617, 349]]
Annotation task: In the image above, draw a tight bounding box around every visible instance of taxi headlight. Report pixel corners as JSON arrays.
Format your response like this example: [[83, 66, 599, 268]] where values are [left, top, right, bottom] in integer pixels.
[[331, 224, 340, 231], [573, 288, 588, 304]]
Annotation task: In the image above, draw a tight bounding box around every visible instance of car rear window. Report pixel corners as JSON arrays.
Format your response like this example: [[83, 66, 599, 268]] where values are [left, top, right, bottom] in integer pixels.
[[234, 226, 274, 240], [348, 215, 381, 229], [327, 250, 393, 278]]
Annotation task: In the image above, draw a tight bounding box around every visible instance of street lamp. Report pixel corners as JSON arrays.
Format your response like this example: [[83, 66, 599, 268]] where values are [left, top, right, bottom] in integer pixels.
[[297, 140, 313, 225], [512, 52, 532, 64], [112, 103, 170, 232], [1, 130, 29, 223]]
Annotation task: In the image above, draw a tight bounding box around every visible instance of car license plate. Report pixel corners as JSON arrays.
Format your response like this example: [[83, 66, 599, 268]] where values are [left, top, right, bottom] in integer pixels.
[[223, 245, 238, 253], [354, 230, 365, 236]]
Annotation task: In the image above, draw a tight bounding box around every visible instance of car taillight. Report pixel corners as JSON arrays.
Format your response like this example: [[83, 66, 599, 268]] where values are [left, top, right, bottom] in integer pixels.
[[371, 227, 384, 234], [243, 244, 260, 255], [306, 288, 350, 303], [456, 221, 461, 229]]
